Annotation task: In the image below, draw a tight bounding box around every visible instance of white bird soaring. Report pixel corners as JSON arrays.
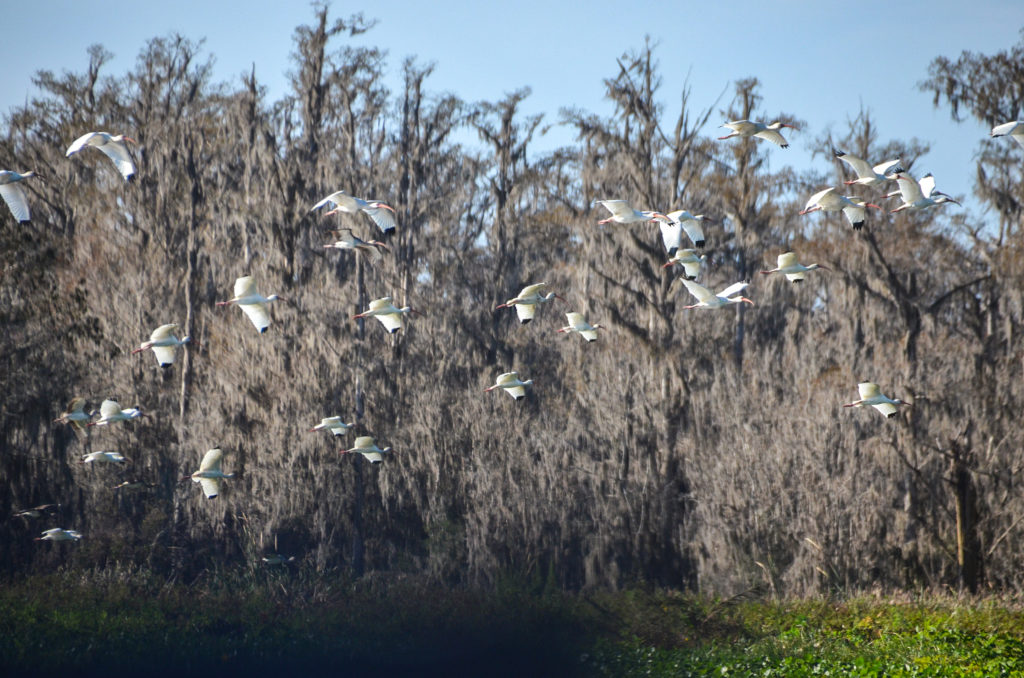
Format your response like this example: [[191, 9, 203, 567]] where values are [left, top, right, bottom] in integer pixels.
[[833, 150, 903, 186], [311, 191, 397, 235], [0, 170, 37, 223], [88, 399, 145, 427], [495, 282, 565, 324], [759, 252, 829, 283], [661, 248, 704, 280], [594, 199, 669, 225], [484, 371, 533, 401], [340, 436, 391, 464], [353, 296, 419, 334], [991, 121, 1024, 149], [184, 448, 235, 499], [310, 416, 354, 437], [132, 323, 191, 368], [660, 210, 710, 252], [35, 528, 82, 542], [889, 173, 960, 213], [81, 451, 127, 464], [324, 228, 390, 257], [843, 382, 906, 419], [681, 279, 753, 310], [54, 397, 91, 430], [718, 120, 795, 148], [800, 187, 881, 230], [216, 276, 282, 334], [65, 132, 137, 181], [557, 312, 603, 342]]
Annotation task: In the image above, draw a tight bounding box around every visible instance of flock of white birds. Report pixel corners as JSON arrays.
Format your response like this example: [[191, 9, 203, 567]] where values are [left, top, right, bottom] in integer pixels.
[[8, 113, 1024, 549]]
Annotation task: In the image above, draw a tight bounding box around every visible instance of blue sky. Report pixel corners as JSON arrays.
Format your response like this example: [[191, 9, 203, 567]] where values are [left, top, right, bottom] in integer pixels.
[[3, 1, 1022, 222]]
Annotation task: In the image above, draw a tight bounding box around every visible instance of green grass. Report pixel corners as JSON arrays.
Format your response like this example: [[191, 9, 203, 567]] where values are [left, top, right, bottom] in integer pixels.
[[2, 568, 1024, 677]]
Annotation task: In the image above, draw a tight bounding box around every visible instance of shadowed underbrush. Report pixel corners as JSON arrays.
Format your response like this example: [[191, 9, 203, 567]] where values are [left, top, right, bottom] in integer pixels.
[[3, 568, 1024, 676]]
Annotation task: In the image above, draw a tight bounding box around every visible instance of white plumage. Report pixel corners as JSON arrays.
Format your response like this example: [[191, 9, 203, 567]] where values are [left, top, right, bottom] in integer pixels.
[[35, 528, 82, 542], [132, 323, 191, 367], [496, 282, 564, 324], [341, 436, 391, 464], [485, 371, 533, 400], [81, 451, 127, 464], [0, 170, 36, 222], [681, 280, 754, 309], [889, 173, 960, 213], [185, 448, 235, 499], [353, 296, 417, 334], [89, 399, 145, 426], [662, 248, 704, 280], [557, 312, 603, 342], [991, 121, 1024, 149], [312, 191, 397, 234], [594, 199, 668, 225], [718, 120, 795, 148], [66, 132, 136, 181], [843, 382, 906, 419], [833, 149, 903, 186], [800, 187, 881, 230], [310, 416, 354, 436], [759, 252, 828, 283], [660, 210, 709, 252], [217, 276, 281, 333]]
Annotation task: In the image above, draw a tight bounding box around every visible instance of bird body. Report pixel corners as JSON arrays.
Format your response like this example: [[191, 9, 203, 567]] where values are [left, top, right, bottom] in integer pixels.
[[594, 199, 668, 225], [558, 312, 602, 342], [54, 397, 91, 429], [991, 121, 1024, 149], [88, 399, 144, 427], [0, 170, 36, 222], [843, 382, 906, 418], [312, 191, 396, 234], [340, 436, 391, 464], [262, 554, 296, 565], [66, 132, 136, 180], [485, 371, 533, 400], [35, 528, 82, 542], [760, 252, 828, 283], [14, 504, 59, 519], [324, 228, 389, 257], [800, 187, 880, 230], [889, 173, 960, 213], [185, 448, 234, 499], [662, 248, 704, 280], [660, 210, 708, 252], [496, 282, 564, 324], [217, 276, 281, 333], [81, 451, 127, 464], [718, 120, 794, 148], [681, 280, 754, 309], [132, 323, 190, 367], [833, 150, 903, 186], [310, 416, 354, 436], [353, 296, 418, 334]]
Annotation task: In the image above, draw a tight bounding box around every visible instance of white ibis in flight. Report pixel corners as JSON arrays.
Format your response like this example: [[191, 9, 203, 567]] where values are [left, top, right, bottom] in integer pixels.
[[800, 187, 881, 230], [132, 323, 191, 368], [353, 296, 419, 334], [833, 149, 903, 186], [0, 170, 37, 222], [496, 282, 564, 324], [485, 371, 533, 401], [557, 312, 603, 342], [311, 191, 396, 235], [594, 199, 668, 225], [216, 276, 282, 334], [843, 382, 906, 419], [66, 132, 137, 181], [718, 120, 795, 148], [680, 279, 753, 309], [184, 448, 235, 499], [759, 252, 828, 283]]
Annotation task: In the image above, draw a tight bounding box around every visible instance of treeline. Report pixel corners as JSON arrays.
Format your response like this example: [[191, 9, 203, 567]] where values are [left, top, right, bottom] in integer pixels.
[[2, 8, 1023, 596]]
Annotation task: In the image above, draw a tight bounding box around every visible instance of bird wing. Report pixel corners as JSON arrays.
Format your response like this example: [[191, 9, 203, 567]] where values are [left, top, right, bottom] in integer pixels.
[[805, 187, 834, 211], [66, 397, 86, 414], [658, 219, 682, 254], [754, 129, 789, 147], [991, 121, 1024, 137], [359, 451, 384, 463], [857, 382, 880, 399], [565, 312, 585, 327], [678, 216, 705, 248], [918, 174, 936, 199], [681, 279, 715, 303], [362, 205, 396, 234], [518, 282, 547, 299], [152, 345, 177, 366], [353, 436, 375, 450], [841, 203, 866, 228], [785, 271, 805, 283], [872, 159, 903, 176], [240, 302, 270, 333], [496, 372, 518, 386], [99, 399, 121, 418], [835, 151, 872, 179], [150, 324, 178, 341], [0, 182, 30, 222], [596, 200, 633, 219], [368, 297, 393, 311], [311, 191, 349, 211], [505, 385, 526, 399], [199, 448, 224, 473], [717, 281, 749, 299], [233, 276, 256, 298], [777, 252, 798, 269], [97, 140, 136, 180], [197, 477, 221, 499], [65, 132, 100, 156], [579, 328, 598, 342], [376, 313, 403, 333], [896, 175, 924, 204], [723, 120, 755, 134], [515, 302, 536, 323], [681, 259, 701, 280], [871, 402, 898, 418]]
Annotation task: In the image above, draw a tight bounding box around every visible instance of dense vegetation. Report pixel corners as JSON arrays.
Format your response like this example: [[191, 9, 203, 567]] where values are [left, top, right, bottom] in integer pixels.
[[2, 7, 1024, 601]]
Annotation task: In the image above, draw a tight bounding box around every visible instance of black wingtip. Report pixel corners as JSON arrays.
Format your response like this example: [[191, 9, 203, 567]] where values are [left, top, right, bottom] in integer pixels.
[[259, 327, 268, 334], [520, 318, 532, 325], [887, 412, 897, 419], [667, 247, 678, 257], [833, 149, 845, 158], [695, 240, 705, 248], [160, 363, 172, 369], [781, 144, 789, 149], [852, 221, 865, 230]]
